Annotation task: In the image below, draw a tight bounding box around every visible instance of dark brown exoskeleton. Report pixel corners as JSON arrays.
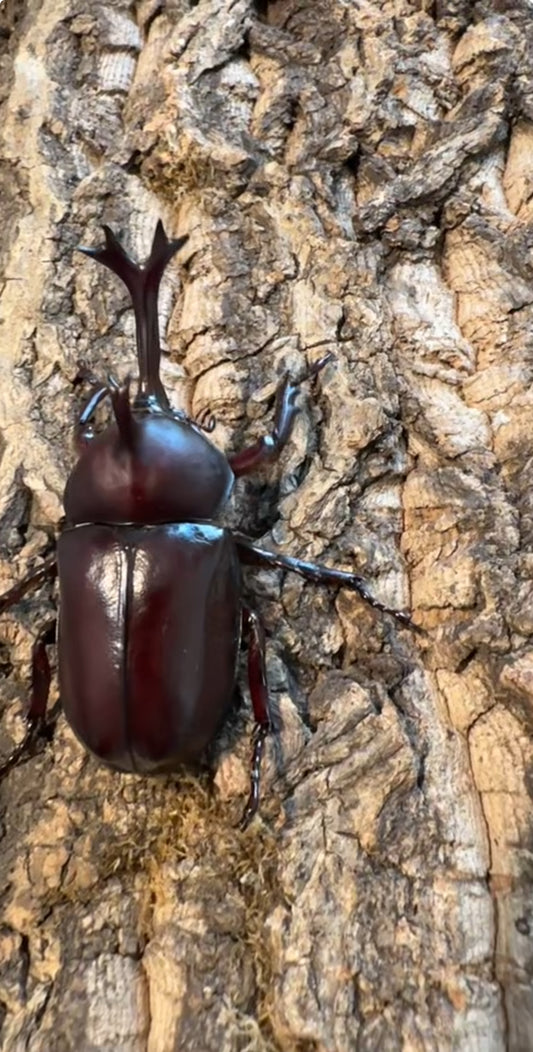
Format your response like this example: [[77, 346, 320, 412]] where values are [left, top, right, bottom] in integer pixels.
[[0, 222, 421, 827]]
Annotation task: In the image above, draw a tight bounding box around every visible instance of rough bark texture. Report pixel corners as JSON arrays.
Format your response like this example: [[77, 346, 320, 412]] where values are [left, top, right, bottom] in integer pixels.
[[0, 1, 532, 1050]]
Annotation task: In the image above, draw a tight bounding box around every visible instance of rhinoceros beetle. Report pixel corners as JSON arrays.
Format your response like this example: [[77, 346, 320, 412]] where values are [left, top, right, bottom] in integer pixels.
[[0, 221, 419, 827]]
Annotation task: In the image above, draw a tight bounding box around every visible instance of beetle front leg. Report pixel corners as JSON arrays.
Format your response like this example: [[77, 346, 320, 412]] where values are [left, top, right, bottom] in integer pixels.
[[236, 537, 424, 635], [229, 353, 332, 478], [0, 621, 56, 777], [75, 384, 110, 450], [240, 607, 272, 830], [194, 406, 216, 433]]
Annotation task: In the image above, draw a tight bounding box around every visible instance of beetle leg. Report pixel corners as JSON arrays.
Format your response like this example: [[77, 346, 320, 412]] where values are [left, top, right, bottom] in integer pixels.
[[195, 406, 217, 433], [235, 537, 424, 635], [75, 384, 112, 451], [0, 555, 57, 614], [0, 621, 56, 778], [229, 353, 333, 477], [240, 607, 272, 830]]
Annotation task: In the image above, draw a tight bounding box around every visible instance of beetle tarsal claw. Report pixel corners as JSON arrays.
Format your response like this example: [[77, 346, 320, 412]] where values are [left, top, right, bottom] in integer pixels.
[[304, 351, 335, 381], [195, 407, 217, 433]]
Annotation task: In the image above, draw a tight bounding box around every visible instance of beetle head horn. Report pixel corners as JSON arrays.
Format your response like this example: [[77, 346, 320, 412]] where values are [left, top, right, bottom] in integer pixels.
[[78, 221, 188, 413]]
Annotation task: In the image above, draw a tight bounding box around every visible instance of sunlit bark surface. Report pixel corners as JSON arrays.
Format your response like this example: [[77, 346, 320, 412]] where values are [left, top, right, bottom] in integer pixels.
[[0, 1, 532, 1049]]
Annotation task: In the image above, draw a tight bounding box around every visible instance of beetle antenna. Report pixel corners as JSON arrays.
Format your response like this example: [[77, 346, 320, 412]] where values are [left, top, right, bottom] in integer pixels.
[[108, 375, 137, 450], [77, 221, 188, 412]]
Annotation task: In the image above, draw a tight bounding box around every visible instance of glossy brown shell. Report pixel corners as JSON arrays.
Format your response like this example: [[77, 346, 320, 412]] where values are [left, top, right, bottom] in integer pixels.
[[57, 523, 242, 772], [64, 414, 235, 525]]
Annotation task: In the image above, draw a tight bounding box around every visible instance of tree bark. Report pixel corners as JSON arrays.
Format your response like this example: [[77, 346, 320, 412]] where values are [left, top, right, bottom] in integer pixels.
[[0, 1, 532, 1049]]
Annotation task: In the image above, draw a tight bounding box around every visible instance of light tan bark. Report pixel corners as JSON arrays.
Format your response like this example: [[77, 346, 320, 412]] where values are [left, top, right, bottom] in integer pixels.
[[0, 1, 532, 1049]]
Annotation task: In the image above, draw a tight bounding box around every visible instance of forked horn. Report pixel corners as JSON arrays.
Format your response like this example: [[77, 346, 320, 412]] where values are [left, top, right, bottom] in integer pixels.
[[78, 221, 188, 412]]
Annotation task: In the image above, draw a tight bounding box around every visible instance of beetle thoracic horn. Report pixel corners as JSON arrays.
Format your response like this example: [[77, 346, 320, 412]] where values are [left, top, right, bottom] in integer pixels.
[[107, 375, 137, 451], [77, 221, 188, 412]]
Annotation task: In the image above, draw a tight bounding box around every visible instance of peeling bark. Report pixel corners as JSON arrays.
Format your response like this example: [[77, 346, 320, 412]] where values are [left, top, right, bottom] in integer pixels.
[[1, 1, 532, 1050]]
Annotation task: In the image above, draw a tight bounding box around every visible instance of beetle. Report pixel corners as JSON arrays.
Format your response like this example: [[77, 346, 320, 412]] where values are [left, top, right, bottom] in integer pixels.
[[0, 221, 420, 826]]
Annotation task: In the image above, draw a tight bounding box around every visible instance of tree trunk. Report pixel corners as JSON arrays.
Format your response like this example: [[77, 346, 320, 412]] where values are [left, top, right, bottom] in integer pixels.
[[0, 1, 532, 1049]]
